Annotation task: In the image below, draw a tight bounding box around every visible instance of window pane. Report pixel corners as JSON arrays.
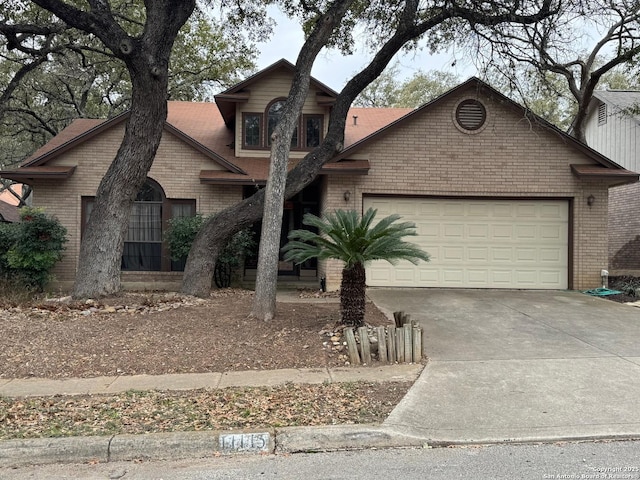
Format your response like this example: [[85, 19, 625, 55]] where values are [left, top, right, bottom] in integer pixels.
[[171, 202, 195, 218], [126, 203, 162, 242], [122, 242, 161, 271], [136, 182, 162, 202], [305, 116, 322, 147], [244, 115, 261, 146], [267, 101, 284, 145], [267, 101, 298, 147], [170, 201, 196, 272]]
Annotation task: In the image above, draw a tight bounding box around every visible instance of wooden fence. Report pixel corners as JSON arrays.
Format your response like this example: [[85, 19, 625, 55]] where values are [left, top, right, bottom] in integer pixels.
[[343, 311, 422, 365]]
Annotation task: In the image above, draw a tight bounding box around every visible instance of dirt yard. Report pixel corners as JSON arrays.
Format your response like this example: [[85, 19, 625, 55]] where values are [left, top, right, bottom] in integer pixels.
[[0, 289, 391, 379]]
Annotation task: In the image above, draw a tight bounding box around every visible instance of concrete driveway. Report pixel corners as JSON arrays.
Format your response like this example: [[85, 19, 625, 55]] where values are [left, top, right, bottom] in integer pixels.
[[367, 288, 640, 444]]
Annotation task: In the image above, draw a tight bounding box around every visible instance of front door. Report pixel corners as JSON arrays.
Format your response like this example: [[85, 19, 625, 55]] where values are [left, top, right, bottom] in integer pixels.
[[244, 179, 321, 278]]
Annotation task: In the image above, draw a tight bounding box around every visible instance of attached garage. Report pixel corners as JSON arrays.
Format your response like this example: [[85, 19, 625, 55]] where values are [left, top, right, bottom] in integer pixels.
[[364, 197, 569, 289]]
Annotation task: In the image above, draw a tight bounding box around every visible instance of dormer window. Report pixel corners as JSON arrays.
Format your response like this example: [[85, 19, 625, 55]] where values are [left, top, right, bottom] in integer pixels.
[[243, 98, 323, 150]]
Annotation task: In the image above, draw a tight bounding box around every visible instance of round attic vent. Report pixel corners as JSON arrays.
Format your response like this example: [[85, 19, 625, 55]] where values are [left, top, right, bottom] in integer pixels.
[[455, 99, 486, 131]]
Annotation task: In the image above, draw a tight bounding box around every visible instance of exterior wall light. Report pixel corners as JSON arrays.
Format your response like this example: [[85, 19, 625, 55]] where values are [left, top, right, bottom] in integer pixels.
[[587, 194, 595, 207], [343, 191, 351, 202]]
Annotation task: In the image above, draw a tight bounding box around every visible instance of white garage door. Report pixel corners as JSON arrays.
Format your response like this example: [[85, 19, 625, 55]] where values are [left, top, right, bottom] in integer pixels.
[[364, 197, 569, 289]]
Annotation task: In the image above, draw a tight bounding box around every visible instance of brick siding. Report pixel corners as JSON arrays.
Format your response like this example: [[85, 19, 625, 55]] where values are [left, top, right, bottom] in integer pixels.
[[319, 87, 611, 291], [32, 124, 242, 288], [608, 182, 640, 272]]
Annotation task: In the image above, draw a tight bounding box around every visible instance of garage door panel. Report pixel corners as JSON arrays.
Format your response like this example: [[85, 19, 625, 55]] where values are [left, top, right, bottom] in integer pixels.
[[515, 225, 537, 240], [364, 197, 568, 289], [492, 248, 513, 262], [540, 248, 563, 263], [393, 265, 417, 282], [468, 203, 492, 216], [541, 224, 565, 240], [493, 204, 514, 217], [419, 268, 439, 282], [540, 203, 567, 219], [443, 203, 466, 216], [443, 223, 464, 238], [491, 270, 514, 285], [492, 225, 513, 239], [366, 199, 392, 215], [467, 269, 489, 285], [516, 204, 537, 217], [467, 247, 489, 262], [515, 270, 538, 285], [443, 269, 464, 284], [467, 224, 489, 238], [540, 270, 564, 285], [442, 246, 464, 262]]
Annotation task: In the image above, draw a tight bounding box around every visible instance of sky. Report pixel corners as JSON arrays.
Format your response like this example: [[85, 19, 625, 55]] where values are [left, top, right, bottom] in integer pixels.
[[255, 10, 474, 92]]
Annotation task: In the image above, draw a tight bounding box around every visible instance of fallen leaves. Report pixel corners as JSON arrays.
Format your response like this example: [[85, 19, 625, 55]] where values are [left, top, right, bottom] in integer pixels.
[[0, 289, 391, 379], [0, 381, 412, 439]]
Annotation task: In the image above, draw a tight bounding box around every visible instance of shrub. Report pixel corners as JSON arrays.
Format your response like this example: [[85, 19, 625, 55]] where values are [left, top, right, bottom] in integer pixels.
[[166, 214, 205, 261], [0, 222, 19, 275], [165, 215, 255, 288], [215, 229, 255, 288], [1, 207, 68, 290]]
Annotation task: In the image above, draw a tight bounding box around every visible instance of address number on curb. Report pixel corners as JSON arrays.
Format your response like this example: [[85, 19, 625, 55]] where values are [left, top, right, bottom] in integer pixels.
[[219, 433, 270, 453]]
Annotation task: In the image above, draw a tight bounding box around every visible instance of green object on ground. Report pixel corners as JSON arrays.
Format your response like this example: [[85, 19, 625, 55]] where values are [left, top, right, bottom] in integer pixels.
[[583, 287, 622, 296]]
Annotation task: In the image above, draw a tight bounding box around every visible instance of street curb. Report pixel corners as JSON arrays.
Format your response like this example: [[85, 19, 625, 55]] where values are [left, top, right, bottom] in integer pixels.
[[276, 425, 427, 452], [3, 425, 639, 468], [0, 425, 420, 468], [0, 429, 277, 468]]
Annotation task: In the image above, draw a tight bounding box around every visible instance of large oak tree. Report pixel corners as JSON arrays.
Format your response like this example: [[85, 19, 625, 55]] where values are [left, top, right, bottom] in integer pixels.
[[0, 1, 261, 297]]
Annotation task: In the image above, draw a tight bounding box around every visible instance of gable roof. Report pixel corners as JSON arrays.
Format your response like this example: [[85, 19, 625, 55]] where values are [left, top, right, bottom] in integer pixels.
[[0, 101, 410, 185], [214, 59, 340, 126], [2, 70, 635, 187], [333, 77, 637, 184]]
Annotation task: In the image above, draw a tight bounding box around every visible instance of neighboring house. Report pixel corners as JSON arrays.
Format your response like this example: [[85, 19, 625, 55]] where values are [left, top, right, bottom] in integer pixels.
[[1, 59, 637, 292], [0, 199, 19, 223], [584, 90, 640, 274]]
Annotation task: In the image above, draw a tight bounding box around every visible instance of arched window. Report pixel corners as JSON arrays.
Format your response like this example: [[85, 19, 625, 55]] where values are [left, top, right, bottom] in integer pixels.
[[122, 179, 164, 271], [82, 178, 195, 272], [267, 99, 298, 147], [242, 98, 323, 150]]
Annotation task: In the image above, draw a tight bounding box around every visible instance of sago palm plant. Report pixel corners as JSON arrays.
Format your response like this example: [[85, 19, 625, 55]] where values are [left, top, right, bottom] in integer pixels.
[[282, 208, 429, 328]]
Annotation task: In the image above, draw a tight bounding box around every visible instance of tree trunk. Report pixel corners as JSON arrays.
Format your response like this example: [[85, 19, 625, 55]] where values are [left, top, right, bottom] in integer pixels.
[[340, 262, 366, 328], [251, 145, 286, 320], [67, 0, 196, 298], [182, 196, 264, 296], [72, 71, 169, 298], [251, 0, 356, 321]]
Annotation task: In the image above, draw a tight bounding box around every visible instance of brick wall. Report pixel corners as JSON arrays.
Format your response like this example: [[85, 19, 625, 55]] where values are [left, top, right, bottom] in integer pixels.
[[608, 182, 640, 271], [31, 124, 243, 289], [320, 87, 611, 291]]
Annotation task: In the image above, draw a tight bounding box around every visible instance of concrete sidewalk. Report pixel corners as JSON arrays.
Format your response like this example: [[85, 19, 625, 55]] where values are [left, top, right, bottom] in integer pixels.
[[0, 364, 422, 398], [0, 364, 424, 468]]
